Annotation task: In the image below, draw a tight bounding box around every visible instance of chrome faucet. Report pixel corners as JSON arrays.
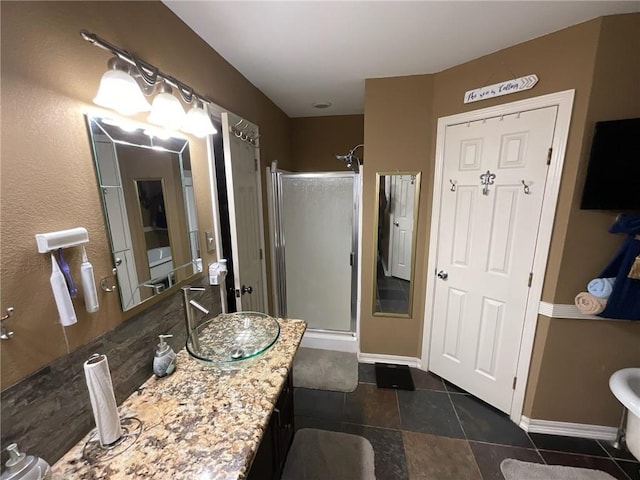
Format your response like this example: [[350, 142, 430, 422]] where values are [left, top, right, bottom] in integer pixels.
[[182, 287, 209, 351]]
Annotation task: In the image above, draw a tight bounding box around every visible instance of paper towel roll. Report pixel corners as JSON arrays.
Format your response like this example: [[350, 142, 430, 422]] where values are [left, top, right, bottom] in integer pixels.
[[84, 354, 122, 446]]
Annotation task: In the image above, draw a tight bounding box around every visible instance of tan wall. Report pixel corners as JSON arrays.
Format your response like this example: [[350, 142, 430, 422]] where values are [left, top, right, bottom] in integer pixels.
[[525, 316, 640, 425], [432, 18, 603, 304], [361, 18, 603, 357], [361, 74, 434, 355], [290, 115, 364, 172], [523, 14, 640, 425], [361, 14, 640, 425], [0, 1, 290, 389]]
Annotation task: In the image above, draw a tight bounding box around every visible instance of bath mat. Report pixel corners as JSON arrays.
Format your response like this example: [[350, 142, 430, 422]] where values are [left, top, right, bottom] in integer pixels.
[[375, 363, 415, 390], [501, 459, 617, 480], [293, 347, 358, 392], [282, 428, 376, 480]]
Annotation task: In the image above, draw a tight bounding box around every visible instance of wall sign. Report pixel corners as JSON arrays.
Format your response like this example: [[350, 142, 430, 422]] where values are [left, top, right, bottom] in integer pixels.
[[464, 75, 538, 104]]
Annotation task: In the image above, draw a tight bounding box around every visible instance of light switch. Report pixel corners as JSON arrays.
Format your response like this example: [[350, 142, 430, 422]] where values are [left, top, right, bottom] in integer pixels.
[[205, 231, 215, 253]]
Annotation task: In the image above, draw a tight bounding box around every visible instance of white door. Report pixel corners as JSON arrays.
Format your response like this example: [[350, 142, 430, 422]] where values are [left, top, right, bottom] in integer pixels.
[[429, 106, 557, 413], [222, 112, 266, 312], [390, 175, 416, 281]]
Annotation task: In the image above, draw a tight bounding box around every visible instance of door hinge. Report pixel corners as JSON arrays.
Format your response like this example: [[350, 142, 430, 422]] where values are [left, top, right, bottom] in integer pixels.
[[546, 147, 552, 165], [512, 377, 517, 390], [259, 248, 263, 260], [254, 158, 258, 171], [528, 272, 533, 287], [350, 252, 354, 267]]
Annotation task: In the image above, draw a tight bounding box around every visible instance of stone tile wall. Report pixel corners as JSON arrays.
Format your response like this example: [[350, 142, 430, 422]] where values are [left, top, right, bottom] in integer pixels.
[[1, 280, 221, 465]]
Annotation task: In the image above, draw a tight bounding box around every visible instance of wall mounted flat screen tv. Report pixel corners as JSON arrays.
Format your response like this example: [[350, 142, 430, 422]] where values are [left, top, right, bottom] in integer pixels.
[[581, 117, 640, 210]]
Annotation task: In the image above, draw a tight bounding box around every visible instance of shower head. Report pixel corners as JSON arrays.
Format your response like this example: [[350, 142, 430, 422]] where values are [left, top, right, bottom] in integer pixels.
[[335, 144, 364, 173]]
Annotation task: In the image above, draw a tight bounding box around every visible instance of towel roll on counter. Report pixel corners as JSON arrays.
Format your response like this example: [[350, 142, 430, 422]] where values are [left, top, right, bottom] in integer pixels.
[[84, 353, 122, 447], [575, 292, 607, 315], [587, 277, 616, 299]]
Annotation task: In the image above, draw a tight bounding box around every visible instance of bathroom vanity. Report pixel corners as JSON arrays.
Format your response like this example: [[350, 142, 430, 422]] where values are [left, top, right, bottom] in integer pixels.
[[52, 318, 306, 479]]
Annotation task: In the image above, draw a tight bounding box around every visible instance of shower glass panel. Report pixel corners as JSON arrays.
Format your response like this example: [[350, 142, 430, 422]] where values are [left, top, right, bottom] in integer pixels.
[[280, 174, 355, 331]]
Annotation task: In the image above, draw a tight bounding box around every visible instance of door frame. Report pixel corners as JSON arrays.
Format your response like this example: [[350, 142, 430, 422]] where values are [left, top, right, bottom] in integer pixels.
[[420, 90, 575, 423]]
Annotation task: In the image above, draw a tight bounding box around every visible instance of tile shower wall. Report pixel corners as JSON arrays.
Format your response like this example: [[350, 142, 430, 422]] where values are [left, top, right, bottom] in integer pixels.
[[0, 279, 221, 465]]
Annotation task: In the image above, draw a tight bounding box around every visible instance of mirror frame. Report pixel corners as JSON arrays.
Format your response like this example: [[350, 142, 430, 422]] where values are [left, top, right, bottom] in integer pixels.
[[86, 115, 202, 311], [372, 171, 422, 318]]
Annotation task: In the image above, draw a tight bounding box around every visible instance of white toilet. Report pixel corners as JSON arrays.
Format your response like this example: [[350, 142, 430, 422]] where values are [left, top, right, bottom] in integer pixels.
[[609, 368, 640, 461]]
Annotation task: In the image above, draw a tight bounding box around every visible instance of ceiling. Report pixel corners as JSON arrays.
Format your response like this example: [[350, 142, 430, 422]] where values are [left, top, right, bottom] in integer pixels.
[[164, 1, 639, 118]]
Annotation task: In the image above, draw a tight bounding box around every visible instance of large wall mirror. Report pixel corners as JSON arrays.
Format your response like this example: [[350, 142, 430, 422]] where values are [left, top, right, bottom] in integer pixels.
[[373, 172, 421, 317], [86, 116, 202, 311]]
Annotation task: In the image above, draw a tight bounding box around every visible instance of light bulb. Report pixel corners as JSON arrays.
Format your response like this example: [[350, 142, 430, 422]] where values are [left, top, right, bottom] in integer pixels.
[[182, 100, 217, 138], [148, 82, 186, 130], [93, 58, 151, 116]]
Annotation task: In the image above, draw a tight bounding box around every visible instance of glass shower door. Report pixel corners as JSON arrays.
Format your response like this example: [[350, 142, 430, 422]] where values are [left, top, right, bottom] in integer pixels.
[[279, 173, 355, 332]]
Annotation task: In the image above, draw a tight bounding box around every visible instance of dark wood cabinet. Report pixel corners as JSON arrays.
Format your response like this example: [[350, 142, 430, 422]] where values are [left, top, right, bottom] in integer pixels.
[[246, 373, 295, 480]]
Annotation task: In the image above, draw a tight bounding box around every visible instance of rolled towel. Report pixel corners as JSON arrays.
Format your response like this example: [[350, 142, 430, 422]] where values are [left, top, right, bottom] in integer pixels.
[[587, 277, 615, 299], [575, 292, 607, 315]]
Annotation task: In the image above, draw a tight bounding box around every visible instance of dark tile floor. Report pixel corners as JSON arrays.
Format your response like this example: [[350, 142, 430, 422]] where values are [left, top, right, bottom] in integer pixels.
[[294, 363, 640, 480], [375, 264, 411, 314]]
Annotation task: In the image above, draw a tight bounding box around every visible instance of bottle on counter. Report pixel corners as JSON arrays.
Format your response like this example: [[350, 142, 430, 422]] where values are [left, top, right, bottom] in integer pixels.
[[153, 334, 176, 378], [0, 443, 51, 480]]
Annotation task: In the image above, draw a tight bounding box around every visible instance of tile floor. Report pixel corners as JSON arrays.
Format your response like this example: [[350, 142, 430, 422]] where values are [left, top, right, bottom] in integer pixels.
[[293, 363, 640, 480], [375, 272, 411, 314]]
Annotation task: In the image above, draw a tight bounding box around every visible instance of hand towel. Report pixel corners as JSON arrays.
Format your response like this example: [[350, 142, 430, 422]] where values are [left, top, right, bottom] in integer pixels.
[[587, 277, 615, 299], [575, 292, 607, 315]]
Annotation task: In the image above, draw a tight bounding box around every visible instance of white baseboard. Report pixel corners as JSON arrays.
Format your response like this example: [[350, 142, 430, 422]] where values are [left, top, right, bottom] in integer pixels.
[[358, 352, 422, 369], [301, 330, 358, 353], [520, 415, 618, 441]]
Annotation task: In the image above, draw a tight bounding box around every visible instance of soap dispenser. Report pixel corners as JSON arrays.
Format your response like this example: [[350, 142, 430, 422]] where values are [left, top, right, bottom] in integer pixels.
[[153, 334, 176, 378], [0, 443, 51, 480]]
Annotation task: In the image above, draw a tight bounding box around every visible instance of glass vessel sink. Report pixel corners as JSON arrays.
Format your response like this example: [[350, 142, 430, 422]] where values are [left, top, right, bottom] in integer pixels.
[[186, 312, 280, 368]]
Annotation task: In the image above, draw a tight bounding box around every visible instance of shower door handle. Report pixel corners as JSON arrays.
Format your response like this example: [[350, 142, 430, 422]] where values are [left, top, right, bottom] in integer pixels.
[[241, 285, 253, 295]]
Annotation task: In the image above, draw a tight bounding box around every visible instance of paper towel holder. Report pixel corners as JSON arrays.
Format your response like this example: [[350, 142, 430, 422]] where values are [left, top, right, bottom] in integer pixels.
[[82, 417, 143, 463], [83, 353, 143, 462]]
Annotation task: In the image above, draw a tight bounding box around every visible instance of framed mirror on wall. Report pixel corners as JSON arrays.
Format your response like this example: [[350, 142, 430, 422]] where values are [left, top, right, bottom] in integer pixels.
[[86, 115, 202, 311], [373, 172, 421, 317]]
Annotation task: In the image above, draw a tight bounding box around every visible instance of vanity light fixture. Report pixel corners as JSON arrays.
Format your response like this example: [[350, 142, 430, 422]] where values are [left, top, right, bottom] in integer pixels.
[[93, 57, 151, 116], [82, 30, 218, 138], [182, 100, 218, 138], [148, 81, 186, 130]]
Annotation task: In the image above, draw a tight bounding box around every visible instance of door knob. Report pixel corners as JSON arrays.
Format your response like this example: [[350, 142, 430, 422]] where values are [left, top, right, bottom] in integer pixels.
[[393, 221, 400, 227], [241, 285, 253, 295], [437, 270, 448, 280]]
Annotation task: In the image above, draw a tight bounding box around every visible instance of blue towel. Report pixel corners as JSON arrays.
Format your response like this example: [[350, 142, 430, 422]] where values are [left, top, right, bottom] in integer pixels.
[[598, 215, 640, 320], [587, 278, 615, 299]]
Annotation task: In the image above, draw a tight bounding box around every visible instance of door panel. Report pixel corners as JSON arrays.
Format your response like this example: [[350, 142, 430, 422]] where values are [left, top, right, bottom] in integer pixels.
[[486, 186, 520, 274], [222, 112, 265, 313], [443, 288, 466, 362], [430, 106, 558, 413], [451, 186, 476, 267]]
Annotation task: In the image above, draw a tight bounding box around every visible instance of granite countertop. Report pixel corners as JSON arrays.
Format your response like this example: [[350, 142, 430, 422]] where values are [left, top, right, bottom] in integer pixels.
[[53, 318, 306, 480]]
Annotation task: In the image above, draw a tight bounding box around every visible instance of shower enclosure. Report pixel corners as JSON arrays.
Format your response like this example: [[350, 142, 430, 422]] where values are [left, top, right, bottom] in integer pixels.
[[269, 166, 360, 344]]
